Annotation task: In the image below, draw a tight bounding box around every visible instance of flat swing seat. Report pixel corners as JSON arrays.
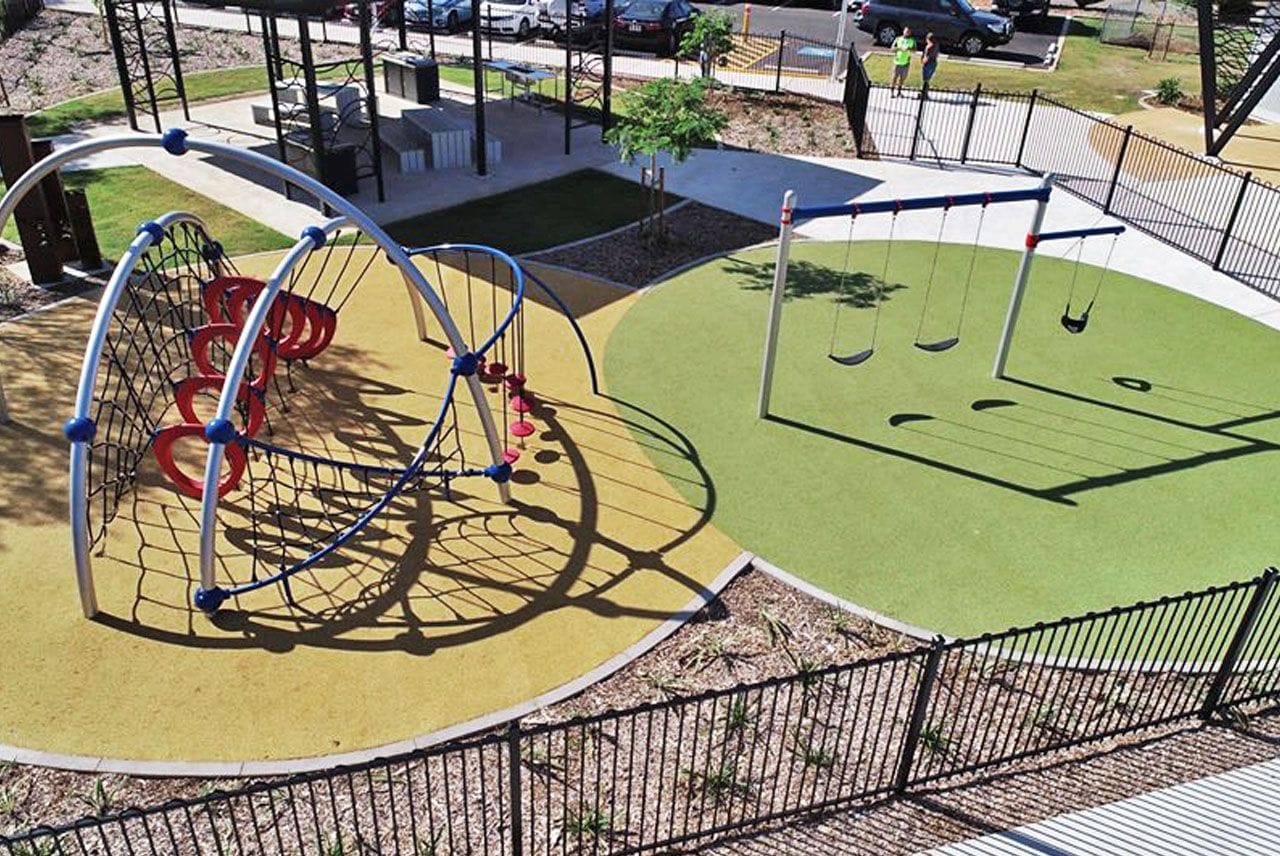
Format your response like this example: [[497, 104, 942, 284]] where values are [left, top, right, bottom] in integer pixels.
[[1061, 309, 1090, 334], [914, 336, 959, 353], [829, 348, 874, 367]]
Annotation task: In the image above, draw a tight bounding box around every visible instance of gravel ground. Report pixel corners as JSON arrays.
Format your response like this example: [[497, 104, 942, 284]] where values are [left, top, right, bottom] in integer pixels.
[[715, 89, 856, 161], [528, 201, 776, 288], [4, 567, 1280, 855], [697, 714, 1280, 855], [0, 11, 353, 114]]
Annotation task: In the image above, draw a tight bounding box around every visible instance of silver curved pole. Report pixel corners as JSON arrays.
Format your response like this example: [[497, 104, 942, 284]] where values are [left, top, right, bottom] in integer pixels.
[[66, 211, 210, 619], [196, 219, 346, 595], [0, 131, 509, 498], [0, 132, 515, 613]]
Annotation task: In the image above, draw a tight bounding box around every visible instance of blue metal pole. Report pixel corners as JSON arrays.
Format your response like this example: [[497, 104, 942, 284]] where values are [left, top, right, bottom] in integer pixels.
[[792, 185, 1051, 221]]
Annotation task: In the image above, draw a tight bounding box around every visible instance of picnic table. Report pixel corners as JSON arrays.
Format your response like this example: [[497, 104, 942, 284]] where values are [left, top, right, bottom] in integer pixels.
[[402, 106, 502, 170], [484, 60, 556, 110]]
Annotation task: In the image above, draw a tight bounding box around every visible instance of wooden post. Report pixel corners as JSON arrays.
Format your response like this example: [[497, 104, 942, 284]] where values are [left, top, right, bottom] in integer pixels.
[[29, 138, 77, 264], [0, 114, 62, 285], [65, 190, 103, 271]]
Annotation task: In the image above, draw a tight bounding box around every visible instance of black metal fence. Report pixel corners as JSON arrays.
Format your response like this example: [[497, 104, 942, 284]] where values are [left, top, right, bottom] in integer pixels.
[[5, 567, 1280, 855], [0, 0, 42, 39], [845, 72, 1280, 301]]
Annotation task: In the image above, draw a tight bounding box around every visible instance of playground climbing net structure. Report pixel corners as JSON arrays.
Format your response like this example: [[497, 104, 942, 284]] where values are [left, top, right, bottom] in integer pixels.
[[0, 129, 591, 620]]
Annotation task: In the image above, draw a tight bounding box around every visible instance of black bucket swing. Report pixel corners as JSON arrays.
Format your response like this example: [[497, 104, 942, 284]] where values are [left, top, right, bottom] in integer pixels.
[[828, 204, 897, 367], [913, 195, 986, 353], [1061, 232, 1118, 335]]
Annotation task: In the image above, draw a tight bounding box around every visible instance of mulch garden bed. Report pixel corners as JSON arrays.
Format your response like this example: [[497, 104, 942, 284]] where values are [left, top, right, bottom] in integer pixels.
[[714, 88, 858, 161], [0, 10, 354, 115], [528, 201, 776, 288]]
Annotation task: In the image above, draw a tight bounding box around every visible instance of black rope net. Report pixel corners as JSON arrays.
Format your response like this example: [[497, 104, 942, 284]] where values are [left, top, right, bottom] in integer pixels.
[[85, 219, 229, 549]]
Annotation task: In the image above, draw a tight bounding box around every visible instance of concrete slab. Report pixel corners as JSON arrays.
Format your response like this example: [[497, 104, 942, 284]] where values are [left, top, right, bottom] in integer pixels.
[[603, 149, 1280, 334]]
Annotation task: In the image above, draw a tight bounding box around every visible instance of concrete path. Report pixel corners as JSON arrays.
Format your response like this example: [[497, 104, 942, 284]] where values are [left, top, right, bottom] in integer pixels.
[[44, 0, 847, 101], [916, 756, 1280, 855], [600, 148, 1280, 332]]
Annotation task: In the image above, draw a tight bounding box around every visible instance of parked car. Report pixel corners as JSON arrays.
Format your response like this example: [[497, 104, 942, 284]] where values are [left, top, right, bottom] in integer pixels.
[[405, 0, 473, 31], [479, 0, 541, 37], [855, 0, 1013, 57], [341, 0, 400, 24], [539, 0, 611, 40], [993, 0, 1049, 18], [612, 0, 699, 55]]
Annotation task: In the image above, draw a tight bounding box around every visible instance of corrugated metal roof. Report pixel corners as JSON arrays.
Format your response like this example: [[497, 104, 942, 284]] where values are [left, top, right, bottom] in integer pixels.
[[917, 758, 1280, 855]]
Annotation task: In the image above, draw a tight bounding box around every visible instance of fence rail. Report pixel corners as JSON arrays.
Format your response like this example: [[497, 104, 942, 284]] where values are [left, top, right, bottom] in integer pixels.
[[5, 566, 1280, 855], [844, 58, 1280, 301]]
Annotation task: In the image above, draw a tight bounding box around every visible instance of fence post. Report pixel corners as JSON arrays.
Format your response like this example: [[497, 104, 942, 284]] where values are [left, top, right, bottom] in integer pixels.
[[1014, 88, 1037, 169], [1201, 569, 1278, 720], [775, 30, 786, 93], [1213, 170, 1252, 271], [959, 82, 981, 164], [895, 636, 945, 792], [507, 721, 524, 856], [1102, 124, 1133, 215], [908, 83, 927, 161]]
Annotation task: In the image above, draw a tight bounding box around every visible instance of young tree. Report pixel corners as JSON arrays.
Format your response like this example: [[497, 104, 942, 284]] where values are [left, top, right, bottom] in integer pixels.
[[679, 11, 735, 79], [605, 77, 728, 240]]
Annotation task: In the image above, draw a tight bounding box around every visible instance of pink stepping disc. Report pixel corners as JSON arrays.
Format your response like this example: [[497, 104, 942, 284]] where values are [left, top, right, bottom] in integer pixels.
[[510, 420, 535, 438], [504, 373, 526, 391], [445, 346, 456, 358], [502, 448, 521, 464], [510, 394, 532, 414]]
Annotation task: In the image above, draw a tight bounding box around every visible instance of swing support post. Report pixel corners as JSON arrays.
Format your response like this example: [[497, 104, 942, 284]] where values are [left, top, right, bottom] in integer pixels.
[[758, 190, 796, 419], [992, 175, 1054, 379]]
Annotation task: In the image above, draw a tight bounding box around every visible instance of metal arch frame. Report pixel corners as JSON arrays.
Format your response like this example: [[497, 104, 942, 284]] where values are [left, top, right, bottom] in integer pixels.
[[62, 211, 216, 618], [198, 239, 528, 602], [0, 131, 512, 617]]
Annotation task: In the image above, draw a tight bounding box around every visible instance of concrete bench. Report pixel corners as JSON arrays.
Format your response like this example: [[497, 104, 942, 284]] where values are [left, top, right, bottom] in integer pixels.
[[251, 101, 340, 132], [379, 121, 427, 173]]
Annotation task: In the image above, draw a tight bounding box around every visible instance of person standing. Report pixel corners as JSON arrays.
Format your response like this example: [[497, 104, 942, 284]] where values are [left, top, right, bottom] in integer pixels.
[[891, 26, 915, 97], [920, 32, 940, 98]]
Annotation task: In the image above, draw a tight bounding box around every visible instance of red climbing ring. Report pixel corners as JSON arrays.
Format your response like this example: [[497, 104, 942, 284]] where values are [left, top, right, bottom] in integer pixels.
[[225, 282, 310, 357], [191, 324, 277, 391], [504, 373, 526, 392], [308, 305, 339, 357], [510, 420, 535, 438], [174, 375, 267, 438], [502, 448, 521, 464], [202, 276, 265, 324], [152, 423, 247, 499], [510, 394, 532, 414]]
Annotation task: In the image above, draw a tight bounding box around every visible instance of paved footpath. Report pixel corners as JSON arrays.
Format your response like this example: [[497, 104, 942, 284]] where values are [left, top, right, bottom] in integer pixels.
[[917, 756, 1280, 855], [601, 148, 1280, 334], [45, 0, 845, 100]]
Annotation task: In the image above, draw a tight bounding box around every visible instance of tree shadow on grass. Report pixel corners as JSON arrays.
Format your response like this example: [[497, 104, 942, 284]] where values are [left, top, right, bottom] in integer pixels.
[[722, 256, 907, 309]]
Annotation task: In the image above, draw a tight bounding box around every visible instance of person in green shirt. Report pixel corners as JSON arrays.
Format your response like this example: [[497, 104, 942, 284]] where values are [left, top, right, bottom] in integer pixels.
[[891, 27, 915, 98]]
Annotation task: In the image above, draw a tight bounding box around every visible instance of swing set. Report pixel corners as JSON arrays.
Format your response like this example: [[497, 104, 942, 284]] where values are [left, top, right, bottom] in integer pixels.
[[758, 177, 1126, 418]]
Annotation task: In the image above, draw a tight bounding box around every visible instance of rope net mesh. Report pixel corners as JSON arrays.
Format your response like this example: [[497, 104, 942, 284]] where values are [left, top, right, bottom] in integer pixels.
[[86, 220, 229, 548]]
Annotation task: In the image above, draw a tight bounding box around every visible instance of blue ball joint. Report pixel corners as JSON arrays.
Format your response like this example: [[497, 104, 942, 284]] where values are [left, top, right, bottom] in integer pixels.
[[194, 586, 229, 614]]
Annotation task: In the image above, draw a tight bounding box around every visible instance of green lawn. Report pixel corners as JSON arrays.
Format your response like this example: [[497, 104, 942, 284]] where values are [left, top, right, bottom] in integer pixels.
[[26, 60, 510, 138], [863, 20, 1201, 113], [605, 241, 1280, 637], [384, 168, 671, 254], [2, 166, 291, 259]]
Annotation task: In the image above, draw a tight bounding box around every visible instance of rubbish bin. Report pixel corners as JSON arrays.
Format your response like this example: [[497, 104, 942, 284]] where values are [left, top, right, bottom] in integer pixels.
[[318, 144, 359, 196]]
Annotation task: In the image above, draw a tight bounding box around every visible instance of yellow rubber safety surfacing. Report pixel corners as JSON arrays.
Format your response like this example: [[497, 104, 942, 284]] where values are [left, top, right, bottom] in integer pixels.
[[0, 253, 740, 765]]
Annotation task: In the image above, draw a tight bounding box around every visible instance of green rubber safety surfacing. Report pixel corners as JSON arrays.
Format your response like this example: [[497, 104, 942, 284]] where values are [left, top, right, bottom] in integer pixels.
[[605, 241, 1280, 637]]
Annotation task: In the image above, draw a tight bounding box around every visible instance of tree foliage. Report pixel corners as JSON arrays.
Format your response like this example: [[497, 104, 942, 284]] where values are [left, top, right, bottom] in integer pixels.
[[679, 11, 736, 77], [606, 77, 729, 165]]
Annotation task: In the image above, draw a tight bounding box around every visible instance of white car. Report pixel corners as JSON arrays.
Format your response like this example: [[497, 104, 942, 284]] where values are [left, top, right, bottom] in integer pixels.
[[480, 0, 540, 36]]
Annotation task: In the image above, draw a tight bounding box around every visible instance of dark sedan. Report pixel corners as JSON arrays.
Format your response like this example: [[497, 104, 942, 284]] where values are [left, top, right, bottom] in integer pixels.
[[612, 0, 699, 55]]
